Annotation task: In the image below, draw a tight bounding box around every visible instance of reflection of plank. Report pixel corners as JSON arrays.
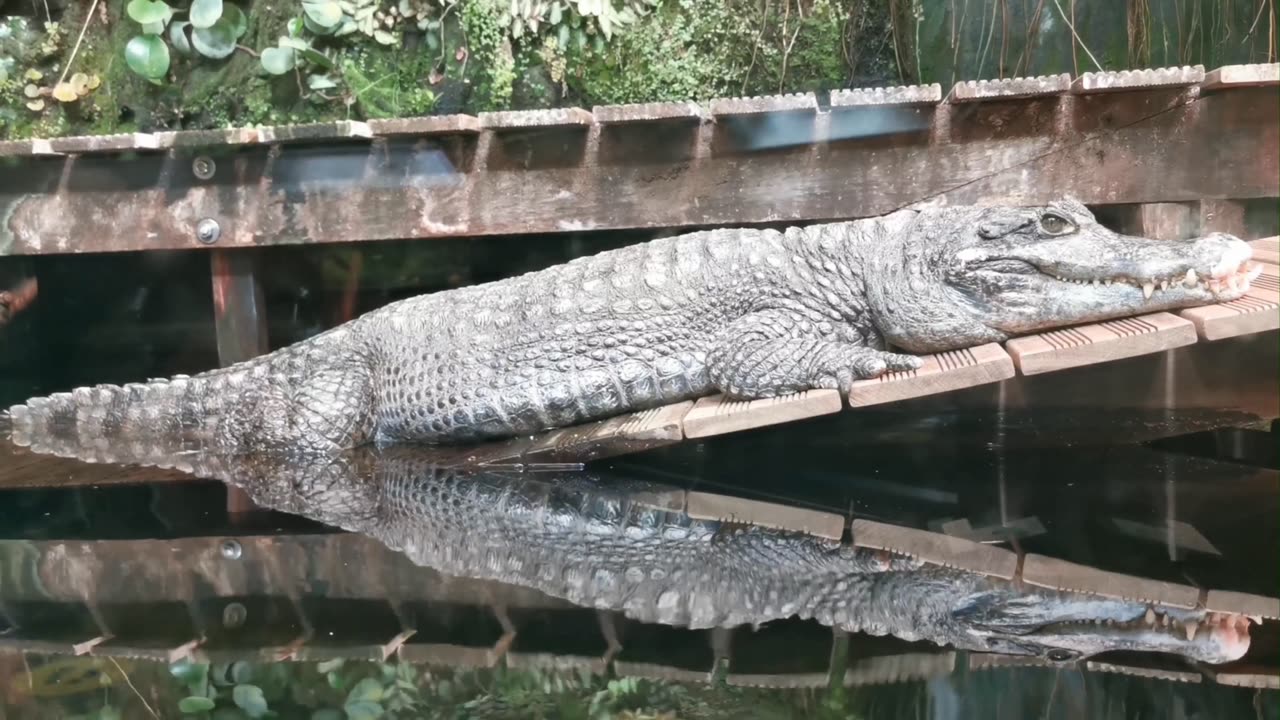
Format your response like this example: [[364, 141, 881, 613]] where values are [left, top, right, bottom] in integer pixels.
[[848, 343, 1013, 407], [613, 661, 712, 682], [1249, 236, 1279, 265], [523, 402, 692, 463], [843, 652, 955, 685], [726, 672, 829, 688], [397, 642, 509, 668], [936, 516, 1045, 543], [682, 390, 841, 439], [1179, 263, 1279, 340], [1020, 555, 1200, 608], [1085, 660, 1201, 683], [850, 520, 1018, 579], [1203, 590, 1280, 620], [1110, 518, 1221, 555], [685, 492, 845, 540], [1005, 313, 1197, 376], [1207, 666, 1280, 689]]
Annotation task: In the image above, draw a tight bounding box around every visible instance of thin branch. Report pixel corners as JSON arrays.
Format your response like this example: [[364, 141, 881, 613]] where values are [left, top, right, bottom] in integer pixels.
[[56, 0, 101, 87], [107, 657, 160, 719], [1050, 0, 1102, 70], [235, 44, 260, 58]]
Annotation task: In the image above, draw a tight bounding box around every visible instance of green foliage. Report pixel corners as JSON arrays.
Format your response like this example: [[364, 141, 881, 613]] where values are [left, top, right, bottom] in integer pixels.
[[122, 0, 250, 82], [461, 0, 516, 110]]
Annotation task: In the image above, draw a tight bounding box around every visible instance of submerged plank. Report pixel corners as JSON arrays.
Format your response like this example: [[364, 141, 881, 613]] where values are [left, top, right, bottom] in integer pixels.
[[1020, 554, 1200, 608], [847, 343, 1013, 407], [849, 519, 1018, 579], [685, 492, 845, 540], [843, 653, 955, 686], [1005, 313, 1198, 376], [682, 390, 842, 439]]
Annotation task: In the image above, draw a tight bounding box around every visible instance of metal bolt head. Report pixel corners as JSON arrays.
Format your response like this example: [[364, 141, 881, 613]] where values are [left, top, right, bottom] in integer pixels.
[[192, 155, 216, 180], [222, 602, 247, 629], [196, 218, 221, 245], [220, 539, 242, 559]]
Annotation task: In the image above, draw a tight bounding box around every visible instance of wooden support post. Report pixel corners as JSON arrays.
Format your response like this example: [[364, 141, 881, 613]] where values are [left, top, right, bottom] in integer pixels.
[[1198, 198, 1248, 237], [210, 249, 268, 515]]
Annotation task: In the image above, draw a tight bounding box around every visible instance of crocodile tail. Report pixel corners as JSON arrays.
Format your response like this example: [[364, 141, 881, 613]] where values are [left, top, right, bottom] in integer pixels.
[[5, 360, 266, 465]]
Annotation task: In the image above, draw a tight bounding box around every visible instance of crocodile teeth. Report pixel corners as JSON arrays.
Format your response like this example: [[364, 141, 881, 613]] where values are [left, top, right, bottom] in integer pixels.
[[1185, 269, 1197, 286], [1248, 614, 1263, 624], [1142, 282, 1155, 300], [1159, 280, 1169, 291], [1185, 621, 1199, 641], [1145, 608, 1156, 625]]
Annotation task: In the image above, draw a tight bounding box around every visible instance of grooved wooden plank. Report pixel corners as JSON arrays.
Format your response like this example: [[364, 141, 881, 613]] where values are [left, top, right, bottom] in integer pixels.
[[1005, 312, 1198, 376], [951, 74, 1071, 102], [829, 84, 941, 107], [726, 673, 830, 688], [613, 661, 712, 682], [367, 114, 481, 136], [843, 653, 955, 685], [593, 102, 704, 124], [522, 401, 693, 463], [685, 492, 845, 540], [850, 519, 1018, 579], [1085, 660, 1201, 683], [1020, 554, 1200, 608], [1073, 65, 1205, 93], [682, 390, 841, 439], [969, 653, 1057, 670], [708, 93, 817, 116], [1201, 63, 1280, 91], [1250, 236, 1279, 265], [258, 121, 373, 143], [1203, 590, 1280, 620], [479, 108, 594, 129], [152, 127, 267, 148], [1209, 668, 1280, 689], [1178, 264, 1280, 340], [0, 139, 58, 156], [847, 343, 1014, 407], [505, 652, 608, 674], [48, 133, 160, 154]]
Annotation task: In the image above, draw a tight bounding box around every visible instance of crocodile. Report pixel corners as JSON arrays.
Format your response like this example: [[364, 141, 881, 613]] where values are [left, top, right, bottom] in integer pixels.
[[5, 198, 1259, 453], [99, 446, 1254, 666]]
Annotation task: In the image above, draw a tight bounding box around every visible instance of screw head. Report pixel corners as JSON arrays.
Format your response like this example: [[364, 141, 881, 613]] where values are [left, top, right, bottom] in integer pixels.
[[192, 155, 216, 180], [196, 218, 221, 245], [220, 539, 242, 559]]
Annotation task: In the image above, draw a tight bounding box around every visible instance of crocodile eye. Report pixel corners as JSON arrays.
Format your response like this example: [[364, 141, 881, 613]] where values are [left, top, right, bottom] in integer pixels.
[[1040, 213, 1075, 235], [1046, 648, 1078, 662]]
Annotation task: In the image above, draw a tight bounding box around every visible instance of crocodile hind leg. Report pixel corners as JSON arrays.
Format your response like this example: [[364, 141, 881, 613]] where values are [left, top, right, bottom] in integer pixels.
[[707, 314, 922, 399]]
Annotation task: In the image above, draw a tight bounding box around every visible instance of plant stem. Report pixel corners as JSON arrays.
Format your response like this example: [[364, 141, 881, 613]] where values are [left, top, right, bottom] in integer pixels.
[[56, 0, 101, 87]]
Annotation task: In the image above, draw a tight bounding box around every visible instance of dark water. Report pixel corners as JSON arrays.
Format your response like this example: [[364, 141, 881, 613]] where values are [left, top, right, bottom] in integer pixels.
[[0, 247, 1277, 719]]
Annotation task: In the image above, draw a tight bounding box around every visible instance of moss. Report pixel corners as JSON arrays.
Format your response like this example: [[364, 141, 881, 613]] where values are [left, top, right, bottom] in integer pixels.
[[460, 0, 516, 111]]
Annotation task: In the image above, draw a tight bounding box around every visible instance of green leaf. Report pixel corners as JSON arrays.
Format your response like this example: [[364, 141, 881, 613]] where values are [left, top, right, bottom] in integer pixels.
[[141, 20, 165, 33], [124, 34, 170, 79], [302, 0, 343, 28], [126, 0, 173, 25], [303, 13, 337, 35], [223, 3, 248, 38], [192, 18, 236, 59], [343, 701, 384, 720], [232, 684, 269, 719], [556, 23, 569, 49], [260, 46, 295, 74], [179, 697, 217, 713], [549, 2, 562, 24], [307, 73, 337, 90], [189, 0, 223, 28], [168, 20, 192, 54], [311, 711, 344, 720], [298, 46, 334, 69], [346, 678, 383, 705], [372, 28, 396, 45], [170, 662, 211, 687], [230, 662, 256, 686]]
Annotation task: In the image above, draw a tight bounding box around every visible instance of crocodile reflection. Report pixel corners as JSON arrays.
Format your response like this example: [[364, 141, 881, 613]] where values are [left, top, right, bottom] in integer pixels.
[[128, 447, 1254, 667]]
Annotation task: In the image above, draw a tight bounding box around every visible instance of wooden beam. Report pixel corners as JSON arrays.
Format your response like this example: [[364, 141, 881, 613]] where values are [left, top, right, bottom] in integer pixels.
[[0, 85, 1274, 256], [1005, 313, 1199, 376]]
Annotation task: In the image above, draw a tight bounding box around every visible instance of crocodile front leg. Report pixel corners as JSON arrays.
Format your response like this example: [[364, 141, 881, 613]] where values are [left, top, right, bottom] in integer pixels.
[[707, 312, 923, 398]]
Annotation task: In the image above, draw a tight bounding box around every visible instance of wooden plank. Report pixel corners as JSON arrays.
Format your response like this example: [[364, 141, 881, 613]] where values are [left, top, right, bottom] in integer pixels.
[[1005, 313, 1198, 376], [847, 343, 1013, 407], [1203, 590, 1280, 620], [1073, 65, 1205, 93], [1178, 273, 1279, 341], [951, 74, 1070, 102], [1, 88, 1274, 255], [48, 133, 160, 154], [1020, 554, 1200, 608], [1201, 63, 1280, 91], [613, 661, 712, 682], [843, 653, 955, 685], [849, 519, 1018, 579], [367, 115, 481, 136], [685, 492, 845, 540], [708, 93, 817, 117], [257, 121, 373, 143], [1208, 667, 1280, 689], [1249, 236, 1279, 265], [1085, 660, 1201, 683], [726, 672, 829, 688], [593, 102, 703, 124], [682, 390, 841, 439], [480, 108, 594, 129], [829, 84, 941, 107], [522, 401, 692, 463]]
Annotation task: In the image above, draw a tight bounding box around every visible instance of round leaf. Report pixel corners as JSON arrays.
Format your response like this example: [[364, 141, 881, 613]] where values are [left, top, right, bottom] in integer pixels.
[[345, 678, 383, 704], [232, 684, 268, 718], [343, 701, 384, 720], [126, 0, 173, 25], [178, 697, 216, 713], [259, 46, 295, 74], [169, 662, 210, 686], [297, 46, 334, 69], [223, 3, 248, 38], [169, 20, 192, 55], [26, 99, 45, 111], [125, 34, 170, 79], [189, 0, 223, 29], [141, 20, 165, 33], [51, 82, 78, 102], [302, 1, 343, 28], [23, 83, 40, 98], [192, 19, 236, 59]]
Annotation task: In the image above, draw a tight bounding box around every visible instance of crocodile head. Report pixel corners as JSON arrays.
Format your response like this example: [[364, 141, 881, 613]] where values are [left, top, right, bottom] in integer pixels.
[[946, 577, 1255, 665], [868, 198, 1258, 353]]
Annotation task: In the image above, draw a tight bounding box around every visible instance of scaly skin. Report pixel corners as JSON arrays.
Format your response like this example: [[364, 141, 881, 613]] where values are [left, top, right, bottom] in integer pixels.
[[94, 446, 1254, 666], [5, 199, 1258, 453]]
